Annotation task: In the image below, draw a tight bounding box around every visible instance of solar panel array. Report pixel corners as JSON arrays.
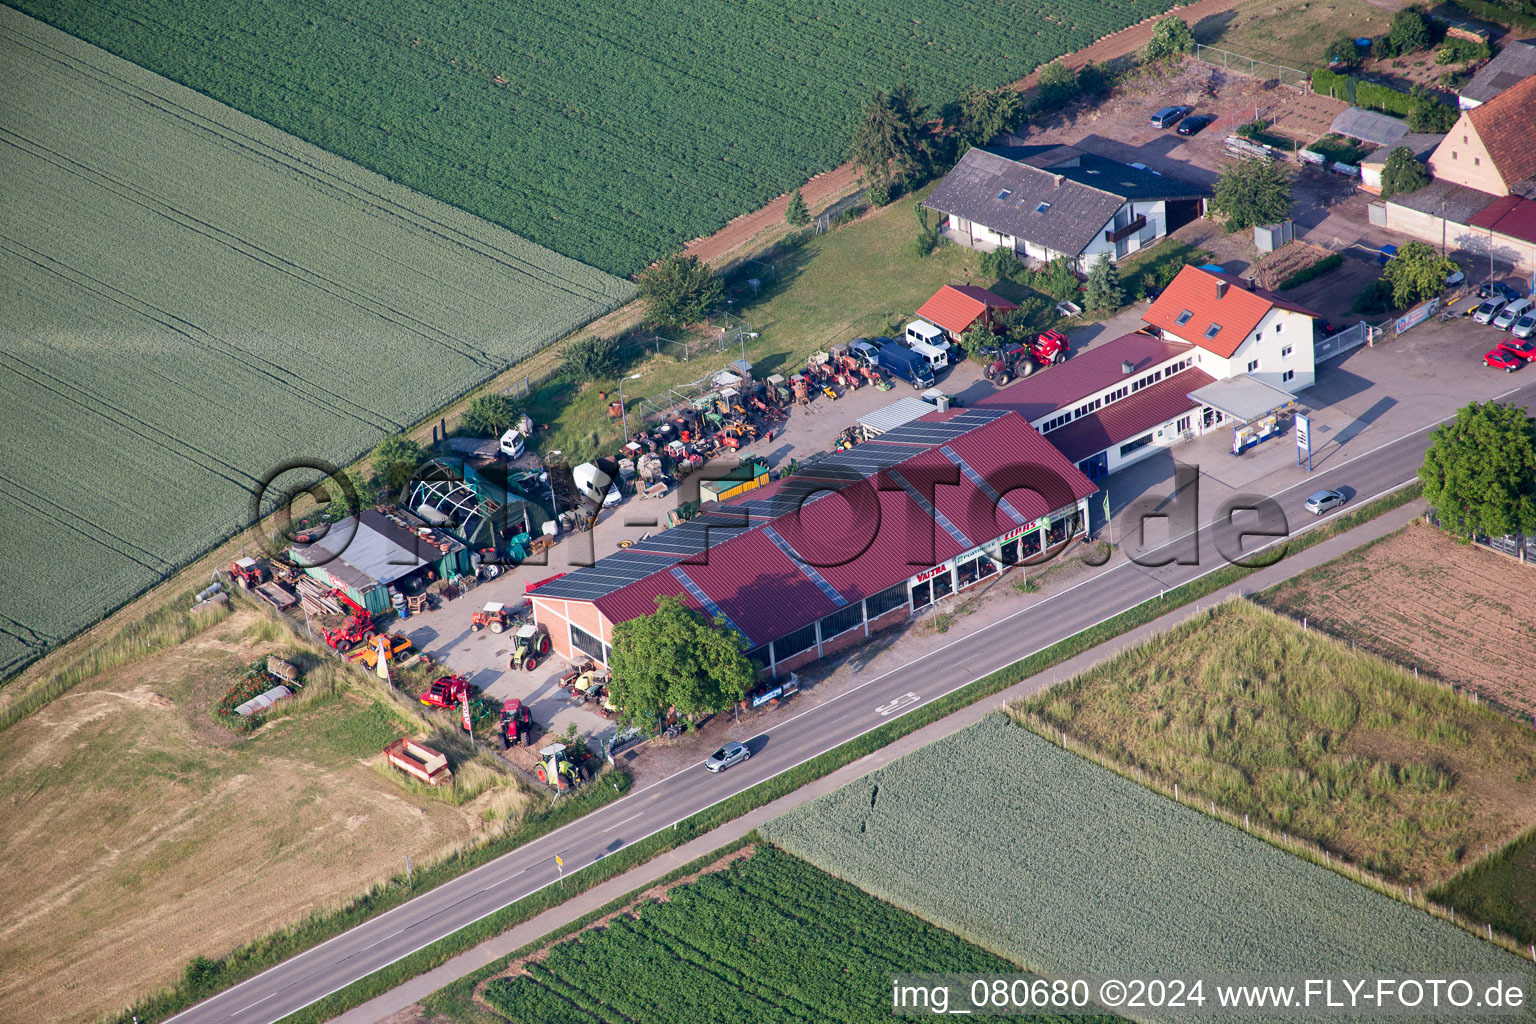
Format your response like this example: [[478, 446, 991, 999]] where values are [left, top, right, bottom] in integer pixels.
[[629, 516, 752, 557], [871, 408, 1006, 447], [530, 548, 682, 601], [813, 442, 913, 476]]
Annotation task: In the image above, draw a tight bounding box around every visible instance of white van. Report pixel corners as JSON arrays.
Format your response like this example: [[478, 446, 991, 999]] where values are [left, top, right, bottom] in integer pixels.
[[905, 319, 947, 349], [909, 339, 950, 374]]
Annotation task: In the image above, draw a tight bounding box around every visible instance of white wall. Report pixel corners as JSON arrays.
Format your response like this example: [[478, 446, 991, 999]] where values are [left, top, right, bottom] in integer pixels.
[[1079, 201, 1169, 269], [1168, 308, 1315, 392], [1029, 349, 1196, 436]]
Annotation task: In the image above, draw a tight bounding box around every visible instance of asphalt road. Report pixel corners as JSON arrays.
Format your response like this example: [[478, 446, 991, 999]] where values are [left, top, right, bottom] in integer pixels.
[[168, 381, 1535, 1024]]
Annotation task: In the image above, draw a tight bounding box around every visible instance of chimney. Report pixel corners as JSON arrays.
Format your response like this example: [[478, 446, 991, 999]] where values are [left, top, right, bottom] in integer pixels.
[[1121, 360, 1135, 375], [1052, 173, 1063, 188], [1215, 280, 1228, 300]]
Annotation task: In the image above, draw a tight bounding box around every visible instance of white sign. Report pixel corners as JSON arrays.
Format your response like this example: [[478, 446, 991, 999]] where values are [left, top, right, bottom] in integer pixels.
[[1295, 414, 1311, 453]]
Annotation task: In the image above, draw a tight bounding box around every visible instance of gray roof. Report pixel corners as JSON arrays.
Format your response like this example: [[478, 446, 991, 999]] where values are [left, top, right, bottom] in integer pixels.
[[858, 396, 935, 435], [924, 147, 1204, 257], [1358, 133, 1444, 166], [293, 509, 451, 591], [1329, 107, 1409, 146], [1387, 178, 1500, 222], [1460, 41, 1536, 106], [1186, 375, 1297, 423]]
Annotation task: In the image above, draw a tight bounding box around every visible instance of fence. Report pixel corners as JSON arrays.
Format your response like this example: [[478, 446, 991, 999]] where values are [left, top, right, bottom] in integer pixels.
[[1193, 44, 1311, 88], [1313, 321, 1376, 363], [1425, 509, 1533, 565]]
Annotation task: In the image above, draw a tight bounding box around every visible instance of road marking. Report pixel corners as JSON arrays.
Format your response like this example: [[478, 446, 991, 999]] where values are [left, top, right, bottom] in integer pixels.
[[876, 692, 920, 716], [601, 811, 646, 833], [230, 992, 275, 1016]]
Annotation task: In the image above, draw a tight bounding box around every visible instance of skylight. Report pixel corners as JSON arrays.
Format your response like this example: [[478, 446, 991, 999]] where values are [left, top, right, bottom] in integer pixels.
[[1204, 323, 1223, 339], [996, 189, 1012, 201], [1175, 309, 1194, 325], [1035, 201, 1051, 213]]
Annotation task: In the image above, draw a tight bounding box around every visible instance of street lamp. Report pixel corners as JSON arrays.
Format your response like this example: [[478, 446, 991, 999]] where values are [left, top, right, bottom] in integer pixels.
[[617, 373, 642, 442]]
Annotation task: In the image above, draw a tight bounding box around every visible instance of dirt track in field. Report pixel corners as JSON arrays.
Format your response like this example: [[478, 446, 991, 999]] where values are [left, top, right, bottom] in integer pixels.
[[1259, 521, 1536, 717]]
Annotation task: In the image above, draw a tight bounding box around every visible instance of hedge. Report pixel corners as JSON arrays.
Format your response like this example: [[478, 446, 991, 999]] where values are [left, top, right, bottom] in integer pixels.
[[1355, 79, 1418, 117], [1278, 252, 1344, 290], [1449, 0, 1536, 30]]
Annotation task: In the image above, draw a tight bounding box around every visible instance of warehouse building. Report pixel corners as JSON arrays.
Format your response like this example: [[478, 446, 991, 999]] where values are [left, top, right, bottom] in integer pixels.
[[528, 409, 1097, 677], [293, 509, 468, 615]]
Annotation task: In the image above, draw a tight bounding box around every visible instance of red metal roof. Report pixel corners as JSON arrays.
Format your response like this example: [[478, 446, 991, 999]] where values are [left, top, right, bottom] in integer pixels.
[[1045, 368, 1215, 463], [1143, 267, 1317, 358], [915, 284, 1017, 335], [1468, 194, 1536, 246], [976, 332, 1194, 422]]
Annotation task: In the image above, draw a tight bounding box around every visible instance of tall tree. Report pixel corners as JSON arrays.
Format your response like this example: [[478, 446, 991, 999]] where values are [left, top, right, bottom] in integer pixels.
[[1379, 146, 1430, 199], [1420, 402, 1536, 540], [948, 85, 1027, 152], [1143, 16, 1196, 62], [637, 254, 723, 329], [608, 596, 758, 727], [1210, 158, 1292, 232], [785, 187, 810, 227], [848, 86, 927, 188], [1381, 240, 1456, 306], [461, 393, 519, 437], [1083, 254, 1125, 313], [371, 434, 423, 492], [1035, 62, 1079, 108], [563, 334, 623, 379]]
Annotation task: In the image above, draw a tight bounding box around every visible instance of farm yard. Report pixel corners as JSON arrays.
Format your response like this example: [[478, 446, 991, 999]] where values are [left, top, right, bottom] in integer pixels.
[[1255, 521, 1536, 717], [479, 845, 1116, 1024], [0, 10, 630, 681], [13, 0, 1186, 277], [1014, 601, 1536, 886], [0, 604, 531, 1024], [762, 715, 1532, 1024]]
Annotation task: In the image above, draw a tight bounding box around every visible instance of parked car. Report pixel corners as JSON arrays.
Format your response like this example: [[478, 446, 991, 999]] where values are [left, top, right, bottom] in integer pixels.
[[1176, 114, 1215, 136], [1149, 105, 1187, 128], [1492, 297, 1532, 330], [1472, 297, 1509, 324], [1485, 340, 1536, 370], [1304, 489, 1347, 515], [870, 335, 900, 349], [1511, 313, 1536, 340], [849, 338, 881, 367], [1444, 269, 1465, 287], [705, 741, 750, 772]]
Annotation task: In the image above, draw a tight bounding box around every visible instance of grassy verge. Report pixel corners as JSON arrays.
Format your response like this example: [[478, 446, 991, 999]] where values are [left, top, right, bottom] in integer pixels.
[[1118, 240, 1216, 301], [230, 484, 1426, 1022], [1432, 827, 1536, 948]]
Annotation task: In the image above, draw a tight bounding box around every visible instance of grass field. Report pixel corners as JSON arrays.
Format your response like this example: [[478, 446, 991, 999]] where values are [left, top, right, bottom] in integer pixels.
[[1256, 520, 1536, 716], [1190, 0, 1405, 68], [480, 845, 1116, 1024], [10, 0, 1187, 276], [1433, 829, 1536, 947], [0, 10, 630, 681], [1015, 601, 1536, 886], [763, 716, 1534, 1022], [0, 604, 535, 1024]]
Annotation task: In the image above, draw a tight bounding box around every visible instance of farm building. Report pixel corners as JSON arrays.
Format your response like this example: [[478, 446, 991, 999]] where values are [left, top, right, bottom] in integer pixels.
[[292, 509, 468, 615], [1358, 134, 1442, 194], [528, 409, 1097, 677], [914, 284, 1017, 341], [1329, 107, 1410, 148], [924, 145, 1207, 270], [1427, 74, 1536, 197], [1457, 40, 1536, 109]]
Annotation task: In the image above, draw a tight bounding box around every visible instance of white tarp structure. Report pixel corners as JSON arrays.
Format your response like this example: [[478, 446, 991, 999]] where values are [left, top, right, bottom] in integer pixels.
[[235, 684, 292, 716]]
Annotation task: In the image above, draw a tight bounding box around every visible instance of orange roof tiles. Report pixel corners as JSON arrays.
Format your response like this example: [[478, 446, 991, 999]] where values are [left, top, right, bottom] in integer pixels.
[[1143, 266, 1317, 358], [1465, 74, 1536, 194], [915, 284, 1017, 335]]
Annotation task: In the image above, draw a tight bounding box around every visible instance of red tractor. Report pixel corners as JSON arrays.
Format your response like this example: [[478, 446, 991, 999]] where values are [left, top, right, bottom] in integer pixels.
[[323, 609, 376, 652], [228, 557, 269, 590], [420, 674, 472, 709], [984, 330, 1071, 386], [499, 698, 535, 748]]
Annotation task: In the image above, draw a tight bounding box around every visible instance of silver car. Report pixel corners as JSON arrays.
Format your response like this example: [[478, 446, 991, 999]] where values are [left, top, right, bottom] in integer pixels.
[[705, 741, 750, 772], [1304, 489, 1346, 516], [1493, 298, 1532, 330], [1473, 298, 1509, 324], [1512, 313, 1536, 340]]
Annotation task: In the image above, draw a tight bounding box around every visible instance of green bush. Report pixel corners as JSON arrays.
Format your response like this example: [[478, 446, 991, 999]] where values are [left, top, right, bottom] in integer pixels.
[[1355, 79, 1417, 117], [1277, 252, 1343, 290], [1352, 277, 1397, 314], [1436, 37, 1490, 63], [1448, 0, 1536, 31], [1310, 67, 1355, 101]]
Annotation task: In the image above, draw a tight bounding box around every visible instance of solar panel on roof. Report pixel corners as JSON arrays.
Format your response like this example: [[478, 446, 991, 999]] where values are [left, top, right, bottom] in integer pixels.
[[822, 444, 914, 474], [873, 411, 1003, 446]]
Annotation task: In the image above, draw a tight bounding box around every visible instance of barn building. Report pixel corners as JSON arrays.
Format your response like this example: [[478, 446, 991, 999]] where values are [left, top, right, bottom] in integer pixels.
[[528, 409, 1097, 677]]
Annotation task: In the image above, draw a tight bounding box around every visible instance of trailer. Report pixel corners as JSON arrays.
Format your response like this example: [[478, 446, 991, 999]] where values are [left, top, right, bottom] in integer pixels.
[[699, 459, 769, 503], [383, 738, 453, 786]]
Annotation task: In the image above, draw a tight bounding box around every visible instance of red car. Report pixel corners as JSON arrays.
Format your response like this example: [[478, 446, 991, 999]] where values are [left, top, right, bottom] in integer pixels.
[[1485, 340, 1536, 371]]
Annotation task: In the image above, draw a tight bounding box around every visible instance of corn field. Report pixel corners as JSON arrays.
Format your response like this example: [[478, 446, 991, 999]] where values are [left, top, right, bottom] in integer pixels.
[[0, 10, 631, 679], [762, 716, 1533, 1023], [481, 845, 1115, 1024]]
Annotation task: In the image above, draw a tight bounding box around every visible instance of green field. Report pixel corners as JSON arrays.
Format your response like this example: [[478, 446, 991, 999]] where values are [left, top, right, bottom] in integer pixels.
[[0, 10, 630, 679], [1433, 829, 1536, 947], [762, 716, 1533, 1023], [1016, 601, 1536, 886], [482, 845, 1116, 1024], [11, 0, 1184, 276]]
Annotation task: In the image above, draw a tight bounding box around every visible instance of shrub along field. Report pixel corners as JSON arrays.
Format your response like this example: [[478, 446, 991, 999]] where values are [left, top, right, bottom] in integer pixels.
[[1016, 601, 1536, 886], [0, 604, 532, 1024], [762, 715, 1532, 1024], [0, 10, 630, 680], [481, 845, 1117, 1024], [12, 0, 1186, 276]]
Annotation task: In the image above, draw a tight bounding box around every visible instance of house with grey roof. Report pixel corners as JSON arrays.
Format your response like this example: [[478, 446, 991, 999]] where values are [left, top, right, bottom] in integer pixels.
[[1458, 40, 1536, 109], [923, 146, 1207, 271]]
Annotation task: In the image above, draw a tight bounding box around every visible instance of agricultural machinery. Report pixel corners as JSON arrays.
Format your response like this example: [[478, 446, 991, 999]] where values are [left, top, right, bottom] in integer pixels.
[[420, 674, 472, 710], [499, 698, 535, 748], [323, 609, 376, 652], [470, 601, 518, 633], [347, 632, 412, 668], [535, 743, 588, 790], [983, 330, 1071, 386], [228, 557, 269, 590], [509, 624, 552, 671]]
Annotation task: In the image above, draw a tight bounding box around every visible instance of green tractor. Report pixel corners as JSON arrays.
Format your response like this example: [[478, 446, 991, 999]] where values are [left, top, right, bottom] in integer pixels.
[[536, 743, 588, 790], [509, 623, 552, 672]]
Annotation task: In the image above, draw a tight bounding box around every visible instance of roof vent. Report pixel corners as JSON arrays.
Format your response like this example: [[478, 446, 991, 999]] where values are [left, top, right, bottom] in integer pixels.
[[1121, 360, 1135, 375], [1215, 280, 1229, 299]]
